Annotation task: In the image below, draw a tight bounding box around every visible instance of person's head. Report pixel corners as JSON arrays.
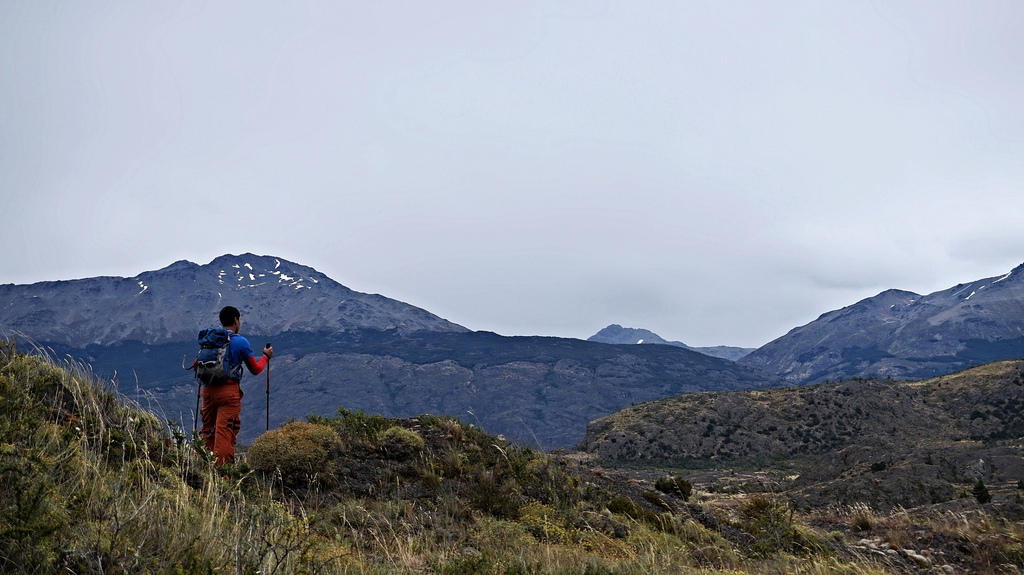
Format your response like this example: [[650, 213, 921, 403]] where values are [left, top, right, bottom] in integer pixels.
[[219, 306, 241, 330]]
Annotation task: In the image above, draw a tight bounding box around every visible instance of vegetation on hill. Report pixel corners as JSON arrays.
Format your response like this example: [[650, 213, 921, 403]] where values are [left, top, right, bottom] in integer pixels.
[[583, 361, 1024, 509], [3, 340, 1024, 574]]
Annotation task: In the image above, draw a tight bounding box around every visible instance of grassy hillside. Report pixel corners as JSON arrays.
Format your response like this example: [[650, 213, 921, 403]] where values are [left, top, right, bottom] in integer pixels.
[[3, 340, 1024, 574], [582, 361, 1024, 508]]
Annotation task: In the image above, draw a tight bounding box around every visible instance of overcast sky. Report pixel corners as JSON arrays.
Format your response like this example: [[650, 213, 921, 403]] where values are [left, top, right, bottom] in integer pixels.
[[3, 2, 1024, 348]]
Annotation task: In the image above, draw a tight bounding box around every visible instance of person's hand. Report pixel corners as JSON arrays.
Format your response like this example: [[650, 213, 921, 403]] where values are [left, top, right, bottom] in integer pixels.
[[264, 343, 274, 360]]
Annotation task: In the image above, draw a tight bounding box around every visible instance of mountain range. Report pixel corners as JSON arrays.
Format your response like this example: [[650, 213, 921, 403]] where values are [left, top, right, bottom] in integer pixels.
[[739, 264, 1024, 384], [4, 254, 1024, 450], [0, 254, 775, 449]]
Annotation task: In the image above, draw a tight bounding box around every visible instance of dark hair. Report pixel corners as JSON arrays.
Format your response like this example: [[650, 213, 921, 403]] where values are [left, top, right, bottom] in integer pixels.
[[219, 306, 240, 327]]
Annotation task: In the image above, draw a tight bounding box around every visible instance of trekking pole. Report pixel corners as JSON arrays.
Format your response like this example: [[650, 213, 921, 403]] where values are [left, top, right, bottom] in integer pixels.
[[183, 356, 200, 438], [195, 377, 202, 436], [265, 343, 272, 431]]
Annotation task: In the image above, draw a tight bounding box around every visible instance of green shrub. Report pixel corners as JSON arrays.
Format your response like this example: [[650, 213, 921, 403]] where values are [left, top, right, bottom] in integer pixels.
[[331, 408, 393, 440], [519, 501, 573, 543], [248, 422, 343, 485], [469, 516, 535, 552], [850, 505, 874, 532], [378, 426, 424, 453], [0, 441, 68, 570], [607, 496, 675, 533], [468, 470, 522, 519], [654, 476, 692, 501], [973, 479, 992, 504], [1004, 542, 1024, 567], [738, 494, 823, 557]]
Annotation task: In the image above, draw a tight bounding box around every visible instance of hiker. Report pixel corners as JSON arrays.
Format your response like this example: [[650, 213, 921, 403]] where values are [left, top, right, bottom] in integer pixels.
[[200, 305, 273, 467]]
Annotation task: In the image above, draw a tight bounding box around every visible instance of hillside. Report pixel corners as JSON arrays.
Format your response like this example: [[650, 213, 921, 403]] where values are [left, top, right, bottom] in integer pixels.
[[581, 361, 1024, 509], [6, 343, 1023, 574], [740, 264, 1024, 384]]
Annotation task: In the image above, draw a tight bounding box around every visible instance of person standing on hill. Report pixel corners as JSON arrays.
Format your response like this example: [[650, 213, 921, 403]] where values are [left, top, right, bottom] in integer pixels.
[[201, 305, 273, 467]]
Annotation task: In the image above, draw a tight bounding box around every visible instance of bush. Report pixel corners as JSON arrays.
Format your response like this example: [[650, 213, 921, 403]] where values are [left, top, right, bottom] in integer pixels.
[[0, 440, 68, 570], [849, 504, 875, 531], [378, 426, 424, 454], [654, 476, 692, 501], [607, 496, 676, 533], [468, 470, 522, 519], [973, 479, 992, 504], [1004, 542, 1024, 567], [739, 494, 823, 557], [330, 408, 394, 441], [519, 501, 572, 543], [248, 422, 343, 485]]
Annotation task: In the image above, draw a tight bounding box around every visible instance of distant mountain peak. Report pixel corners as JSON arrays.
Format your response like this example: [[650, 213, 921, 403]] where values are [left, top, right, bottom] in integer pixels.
[[0, 254, 468, 346], [588, 324, 754, 361], [160, 259, 201, 273], [588, 324, 671, 346], [202, 254, 327, 293]]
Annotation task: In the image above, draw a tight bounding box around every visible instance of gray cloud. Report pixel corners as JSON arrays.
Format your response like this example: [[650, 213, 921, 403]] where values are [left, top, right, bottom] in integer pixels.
[[3, 1, 1023, 348]]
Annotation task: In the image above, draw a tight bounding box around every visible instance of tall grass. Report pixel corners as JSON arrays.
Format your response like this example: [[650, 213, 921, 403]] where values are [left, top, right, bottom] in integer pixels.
[[0, 341, 349, 574]]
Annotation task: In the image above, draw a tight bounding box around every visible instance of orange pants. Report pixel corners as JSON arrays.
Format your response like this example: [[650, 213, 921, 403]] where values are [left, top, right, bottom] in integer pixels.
[[201, 382, 243, 467]]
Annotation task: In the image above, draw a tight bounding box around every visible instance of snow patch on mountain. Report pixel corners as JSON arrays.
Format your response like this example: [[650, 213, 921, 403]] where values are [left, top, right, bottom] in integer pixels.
[[0, 252, 469, 346]]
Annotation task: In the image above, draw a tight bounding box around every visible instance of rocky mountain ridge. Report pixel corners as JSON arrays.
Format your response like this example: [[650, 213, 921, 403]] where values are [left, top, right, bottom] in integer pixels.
[[0, 253, 466, 347], [739, 264, 1024, 384]]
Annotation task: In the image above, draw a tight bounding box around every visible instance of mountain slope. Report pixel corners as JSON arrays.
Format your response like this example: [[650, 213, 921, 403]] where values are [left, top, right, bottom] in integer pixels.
[[740, 264, 1024, 384], [589, 324, 754, 361], [0, 253, 466, 347]]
